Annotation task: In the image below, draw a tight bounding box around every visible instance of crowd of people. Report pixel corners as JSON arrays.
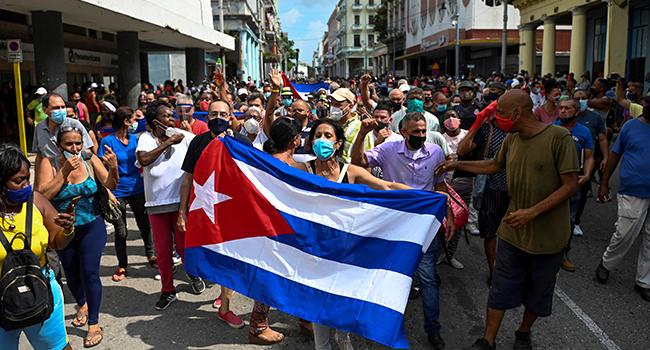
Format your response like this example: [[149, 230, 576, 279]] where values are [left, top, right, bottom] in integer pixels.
[[0, 66, 649, 350]]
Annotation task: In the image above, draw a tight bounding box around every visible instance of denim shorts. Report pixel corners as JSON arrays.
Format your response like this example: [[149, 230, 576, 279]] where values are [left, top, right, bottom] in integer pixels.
[[487, 239, 563, 317], [0, 267, 69, 350]]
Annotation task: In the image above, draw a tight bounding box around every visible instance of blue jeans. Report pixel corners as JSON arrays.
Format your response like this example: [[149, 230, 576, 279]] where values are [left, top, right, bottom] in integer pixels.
[[566, 186, 582, 252], [416, 235, 441, 335]]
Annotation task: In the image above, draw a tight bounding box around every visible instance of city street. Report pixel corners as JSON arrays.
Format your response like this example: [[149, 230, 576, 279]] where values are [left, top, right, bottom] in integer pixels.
[[20, 165, 650, 350]]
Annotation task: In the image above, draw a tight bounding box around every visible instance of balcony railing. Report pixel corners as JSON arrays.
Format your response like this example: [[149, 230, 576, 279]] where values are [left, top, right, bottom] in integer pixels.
[[351, 24, 363, 31], [352, 4, 363, 12], [366, 24, 374, 31]]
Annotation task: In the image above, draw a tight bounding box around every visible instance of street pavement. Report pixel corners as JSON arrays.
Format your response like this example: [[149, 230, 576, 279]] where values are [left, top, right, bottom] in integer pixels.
[[20, 166, 649, 350]]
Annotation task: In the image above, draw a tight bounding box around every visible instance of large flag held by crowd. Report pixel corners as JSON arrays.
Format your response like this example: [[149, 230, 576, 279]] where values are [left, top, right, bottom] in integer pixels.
[[184, 136, 448, 348]]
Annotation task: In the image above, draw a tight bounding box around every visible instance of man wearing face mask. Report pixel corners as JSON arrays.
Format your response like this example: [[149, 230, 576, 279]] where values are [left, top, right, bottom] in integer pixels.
[[360, 74, 405, 116], [33, 93, 94, 181], [529, 81, 543, 111], [243, 106, 263, 143], [329, 88, 366, 163], [429, 91, 449, 128], [455, 81, 486, 130], [552, 97, 594, 272], [175, 94, 209, 135], [587, 78, 612, 122], [389, 88, 440, 134], [436, 90, 579, 350], [351, 112, 455, 350], [274, 87, 294, 117], [423, 87, 435, 112]]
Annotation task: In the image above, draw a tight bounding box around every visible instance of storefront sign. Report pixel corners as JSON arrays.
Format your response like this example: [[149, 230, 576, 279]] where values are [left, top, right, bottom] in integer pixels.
[[66, 48, 118, 68], [421, 35, 446, 50]]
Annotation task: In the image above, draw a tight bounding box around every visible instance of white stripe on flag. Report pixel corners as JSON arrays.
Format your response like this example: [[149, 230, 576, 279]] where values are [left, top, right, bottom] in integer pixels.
[[204, 236, 412, 313], [234, 159, 441, 252]]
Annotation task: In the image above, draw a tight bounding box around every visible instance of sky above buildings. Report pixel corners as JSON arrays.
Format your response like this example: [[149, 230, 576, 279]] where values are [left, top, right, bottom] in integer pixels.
[[277, 1, 332, 64]]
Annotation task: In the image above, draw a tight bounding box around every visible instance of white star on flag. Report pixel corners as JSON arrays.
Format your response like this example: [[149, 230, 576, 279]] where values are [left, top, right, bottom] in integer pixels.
[[189, 172, 232, 224]]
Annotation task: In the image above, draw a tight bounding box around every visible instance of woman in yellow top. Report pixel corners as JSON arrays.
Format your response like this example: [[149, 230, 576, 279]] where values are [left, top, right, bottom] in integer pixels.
[[0, 144, 76, 350]]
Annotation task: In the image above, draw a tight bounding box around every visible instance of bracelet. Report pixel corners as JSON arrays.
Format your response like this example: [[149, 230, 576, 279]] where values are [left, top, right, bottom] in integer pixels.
[[271, 89, 280, 93], [62, 227, 75, 237]]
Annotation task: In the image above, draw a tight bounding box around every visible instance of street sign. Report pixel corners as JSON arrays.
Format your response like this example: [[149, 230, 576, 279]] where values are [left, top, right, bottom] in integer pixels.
[[432, 62, 440, 76], [7, 39, 22, 63], [467, 64, 475, 68]]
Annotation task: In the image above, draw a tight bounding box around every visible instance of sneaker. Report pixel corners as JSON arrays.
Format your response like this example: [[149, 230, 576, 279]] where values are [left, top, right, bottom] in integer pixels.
[[634, 284, 650, 302], [155, 265, 177, 280], [468, 338, 495, 350], [187, 274, 205, 294], [513, 331, 532, 350], [427, 333, 446, 350], [573, 225, 583, 236], [561, 252, 575, 272], [212, 295, 222, 309], [466, 223, 480, 236], [335, 332, 354, 350], [155, 291, 177, 310], [105, 222, 114, 230], [218, 310, 244, 329], [172, 251, 182, 264], [450, 258, 464, 270], [595, 261, 609, 284]]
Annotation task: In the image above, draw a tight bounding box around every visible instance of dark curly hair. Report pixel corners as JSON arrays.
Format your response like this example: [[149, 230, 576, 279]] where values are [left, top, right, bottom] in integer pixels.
[[145, 100, 171, 130], [263, 117, 302, 154], [307, 119, 346, 158]]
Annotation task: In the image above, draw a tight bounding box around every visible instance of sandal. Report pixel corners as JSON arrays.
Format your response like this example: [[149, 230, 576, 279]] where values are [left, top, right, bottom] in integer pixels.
[[248, 327, 284, 345], [72, 313, 87, 327], [112, 268, 127, 282], [84, 327, 103, 348], [148, 256, 158, 269]]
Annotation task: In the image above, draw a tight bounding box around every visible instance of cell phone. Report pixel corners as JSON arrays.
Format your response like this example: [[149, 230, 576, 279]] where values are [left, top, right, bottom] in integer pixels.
[[611, 73, 619, 80], [64, 196, 82, 213]]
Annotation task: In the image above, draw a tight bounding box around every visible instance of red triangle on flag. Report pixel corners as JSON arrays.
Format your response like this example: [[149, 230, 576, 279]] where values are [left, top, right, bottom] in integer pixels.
[[185, 138, 295, 248]]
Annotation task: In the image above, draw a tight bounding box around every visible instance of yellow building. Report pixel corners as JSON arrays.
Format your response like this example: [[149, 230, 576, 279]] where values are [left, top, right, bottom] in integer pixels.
[[334, 0, 380, 77]]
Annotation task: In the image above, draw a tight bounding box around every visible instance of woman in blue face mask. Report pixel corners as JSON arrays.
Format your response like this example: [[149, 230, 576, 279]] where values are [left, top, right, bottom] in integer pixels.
[[290, 118, 414, 350], [33, 125, 119, 347], [0, 144, 78, 350]]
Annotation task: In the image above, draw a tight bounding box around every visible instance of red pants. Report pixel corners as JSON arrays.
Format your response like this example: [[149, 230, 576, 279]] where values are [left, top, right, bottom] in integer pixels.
[[149, 211, 185, 293]]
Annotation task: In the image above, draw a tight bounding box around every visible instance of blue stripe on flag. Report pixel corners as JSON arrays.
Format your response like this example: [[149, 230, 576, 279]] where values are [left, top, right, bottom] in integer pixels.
[[293, 82, 331, 93], [221, 136, 447, 219], [185, 246, 410, 349], [273, 211, 424, 277]]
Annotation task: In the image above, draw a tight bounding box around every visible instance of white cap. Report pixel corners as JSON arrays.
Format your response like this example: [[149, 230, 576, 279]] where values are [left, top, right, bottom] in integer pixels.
[[398, 84, 410, 92], [90, 83, 98, 88], [511, 79, 520, 87], [35, 87, 47, 95], [237, 88, 248, 96]]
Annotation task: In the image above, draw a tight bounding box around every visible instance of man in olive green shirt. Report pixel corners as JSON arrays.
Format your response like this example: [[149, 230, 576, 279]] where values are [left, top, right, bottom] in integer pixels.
[[436, 90, 579, 350]]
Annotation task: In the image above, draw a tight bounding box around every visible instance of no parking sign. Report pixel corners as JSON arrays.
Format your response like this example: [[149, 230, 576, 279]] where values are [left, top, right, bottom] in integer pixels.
[[7, 39, 23, 63]]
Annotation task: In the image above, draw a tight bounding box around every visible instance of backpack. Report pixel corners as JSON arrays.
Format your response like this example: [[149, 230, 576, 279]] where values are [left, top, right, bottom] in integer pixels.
[[0, 195, 54, 331]]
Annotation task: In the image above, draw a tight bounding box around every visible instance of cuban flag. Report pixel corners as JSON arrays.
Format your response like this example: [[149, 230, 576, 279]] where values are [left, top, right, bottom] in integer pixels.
[[184, 136, 447, 348], [281, 72, 330, 100]]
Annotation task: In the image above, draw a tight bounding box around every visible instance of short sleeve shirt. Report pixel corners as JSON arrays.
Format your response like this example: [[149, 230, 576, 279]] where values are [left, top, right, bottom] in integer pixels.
[[576, 110, 606, 148], [552, 121, 593, 168], [612, 118, 650, 198], [534, 105, 559, 123], [492, 124, 579, 254], [32, 117, 94, 157], [98, 134, 144, 198], [175, 118, 209, 135], [474, 122, 508, 191]]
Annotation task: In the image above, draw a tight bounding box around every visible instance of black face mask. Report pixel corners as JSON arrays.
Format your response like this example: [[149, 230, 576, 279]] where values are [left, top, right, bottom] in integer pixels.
[[407, 134, 426, 150], [72, 99, 81, 103], [389, 101, 402, 111], [374, 121, 390, 133], [560, 116, 577, 125], [424, 96, 432, 103]]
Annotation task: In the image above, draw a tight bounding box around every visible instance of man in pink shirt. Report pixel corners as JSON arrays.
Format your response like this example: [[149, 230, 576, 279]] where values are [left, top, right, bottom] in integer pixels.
[[175, 94, 209, 135]]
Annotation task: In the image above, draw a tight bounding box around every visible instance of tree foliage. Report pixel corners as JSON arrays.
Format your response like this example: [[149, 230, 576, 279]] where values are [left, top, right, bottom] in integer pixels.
[[375, 4, 388, 42]]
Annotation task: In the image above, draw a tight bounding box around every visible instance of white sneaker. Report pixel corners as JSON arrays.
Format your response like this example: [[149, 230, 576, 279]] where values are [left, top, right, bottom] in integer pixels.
[[573, 225, 583, 236], [450, 258, 464, 270], [105, 222, 114, 230], [172, 251, 182, 264], [466, 223, 480, 236], [334, 332, 354, 350]]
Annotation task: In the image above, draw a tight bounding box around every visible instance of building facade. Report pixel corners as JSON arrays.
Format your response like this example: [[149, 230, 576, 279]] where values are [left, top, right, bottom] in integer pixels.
[[514, 0, 649, 89], [0, 0, 234, 108], [334, 0, 380, 77]]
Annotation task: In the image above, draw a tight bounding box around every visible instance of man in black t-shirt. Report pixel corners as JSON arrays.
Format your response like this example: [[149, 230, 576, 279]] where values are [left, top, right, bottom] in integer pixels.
[[177, 99, 250, 329]]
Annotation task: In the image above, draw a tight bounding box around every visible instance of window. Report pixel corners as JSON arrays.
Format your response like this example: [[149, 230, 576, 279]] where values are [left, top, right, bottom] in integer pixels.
[[369, 0, 374, 5], [369, 15, 374, 25], [63, 23, 86, 36], [593, 18, 606, 63], [630, 11, 648, 59], [102, 32, 115, 42], [355, 15, 360, 25], [354, 0, 360, 5], [88, 29, 97, 38], [354, 35, 361, 47], [368, 34, 375, 46]]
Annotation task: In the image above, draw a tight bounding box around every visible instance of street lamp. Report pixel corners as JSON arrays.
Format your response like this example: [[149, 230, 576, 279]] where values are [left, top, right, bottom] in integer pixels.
[[361, 40, 367, 74]]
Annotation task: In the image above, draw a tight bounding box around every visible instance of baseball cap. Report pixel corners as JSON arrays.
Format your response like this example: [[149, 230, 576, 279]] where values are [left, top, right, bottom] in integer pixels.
[[35, 87, 47, 95], [444, 117, 461, 131], [490, 81, 507, 91], [90, 83, 98, 88], [458, 81, 474, 90], [281, 87, 293, 96], [511, 79, 520, 88], [237, 88, 248, 96], [605, 91, 616, 99], [398, 84, 410, 92], [330, 88, 356, 103]]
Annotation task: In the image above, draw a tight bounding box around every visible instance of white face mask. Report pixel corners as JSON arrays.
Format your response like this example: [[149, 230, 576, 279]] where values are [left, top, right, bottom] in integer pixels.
[[244, 118, 260, 134], [329, 106, 347, 121], [165, 127, 180, 138]]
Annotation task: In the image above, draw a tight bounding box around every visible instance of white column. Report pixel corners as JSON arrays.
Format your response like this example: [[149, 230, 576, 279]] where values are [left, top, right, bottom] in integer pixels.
[[569, 7, 587, 76], [541, 15, 556, 76]]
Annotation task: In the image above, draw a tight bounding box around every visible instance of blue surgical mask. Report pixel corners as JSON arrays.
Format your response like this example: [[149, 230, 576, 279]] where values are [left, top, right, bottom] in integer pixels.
[[50, 108, 67, 124], [5, 185, 33, 204], [282, 98, 292, 108], [264, 93, 271, 99], [388, 88, 393, 92], [535, 88, 541, 94], [580, 100, 588, 112], [62, 150, 78, 159], [128, 121, 138, 133], [313, 138, 335, 160], [436, 104, 447, 112]]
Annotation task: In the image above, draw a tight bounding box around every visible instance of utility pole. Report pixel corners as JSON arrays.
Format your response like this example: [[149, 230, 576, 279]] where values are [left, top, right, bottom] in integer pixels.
[[392, 28, 396, 76], [501, 1, 508, 75], [258, 0, 264, 82], [455, 1, 460, 78], [219, 0, 226, 74], [296, 48, 300, 78]]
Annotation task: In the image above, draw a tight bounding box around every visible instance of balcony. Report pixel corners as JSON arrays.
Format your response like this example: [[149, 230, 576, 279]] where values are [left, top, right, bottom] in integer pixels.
[[351, 24, 363, 32], [352, 4, 363, 12], [366, 24, 374, 31], [367, 4, 377, 11], [337, 25, 346, 38]]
